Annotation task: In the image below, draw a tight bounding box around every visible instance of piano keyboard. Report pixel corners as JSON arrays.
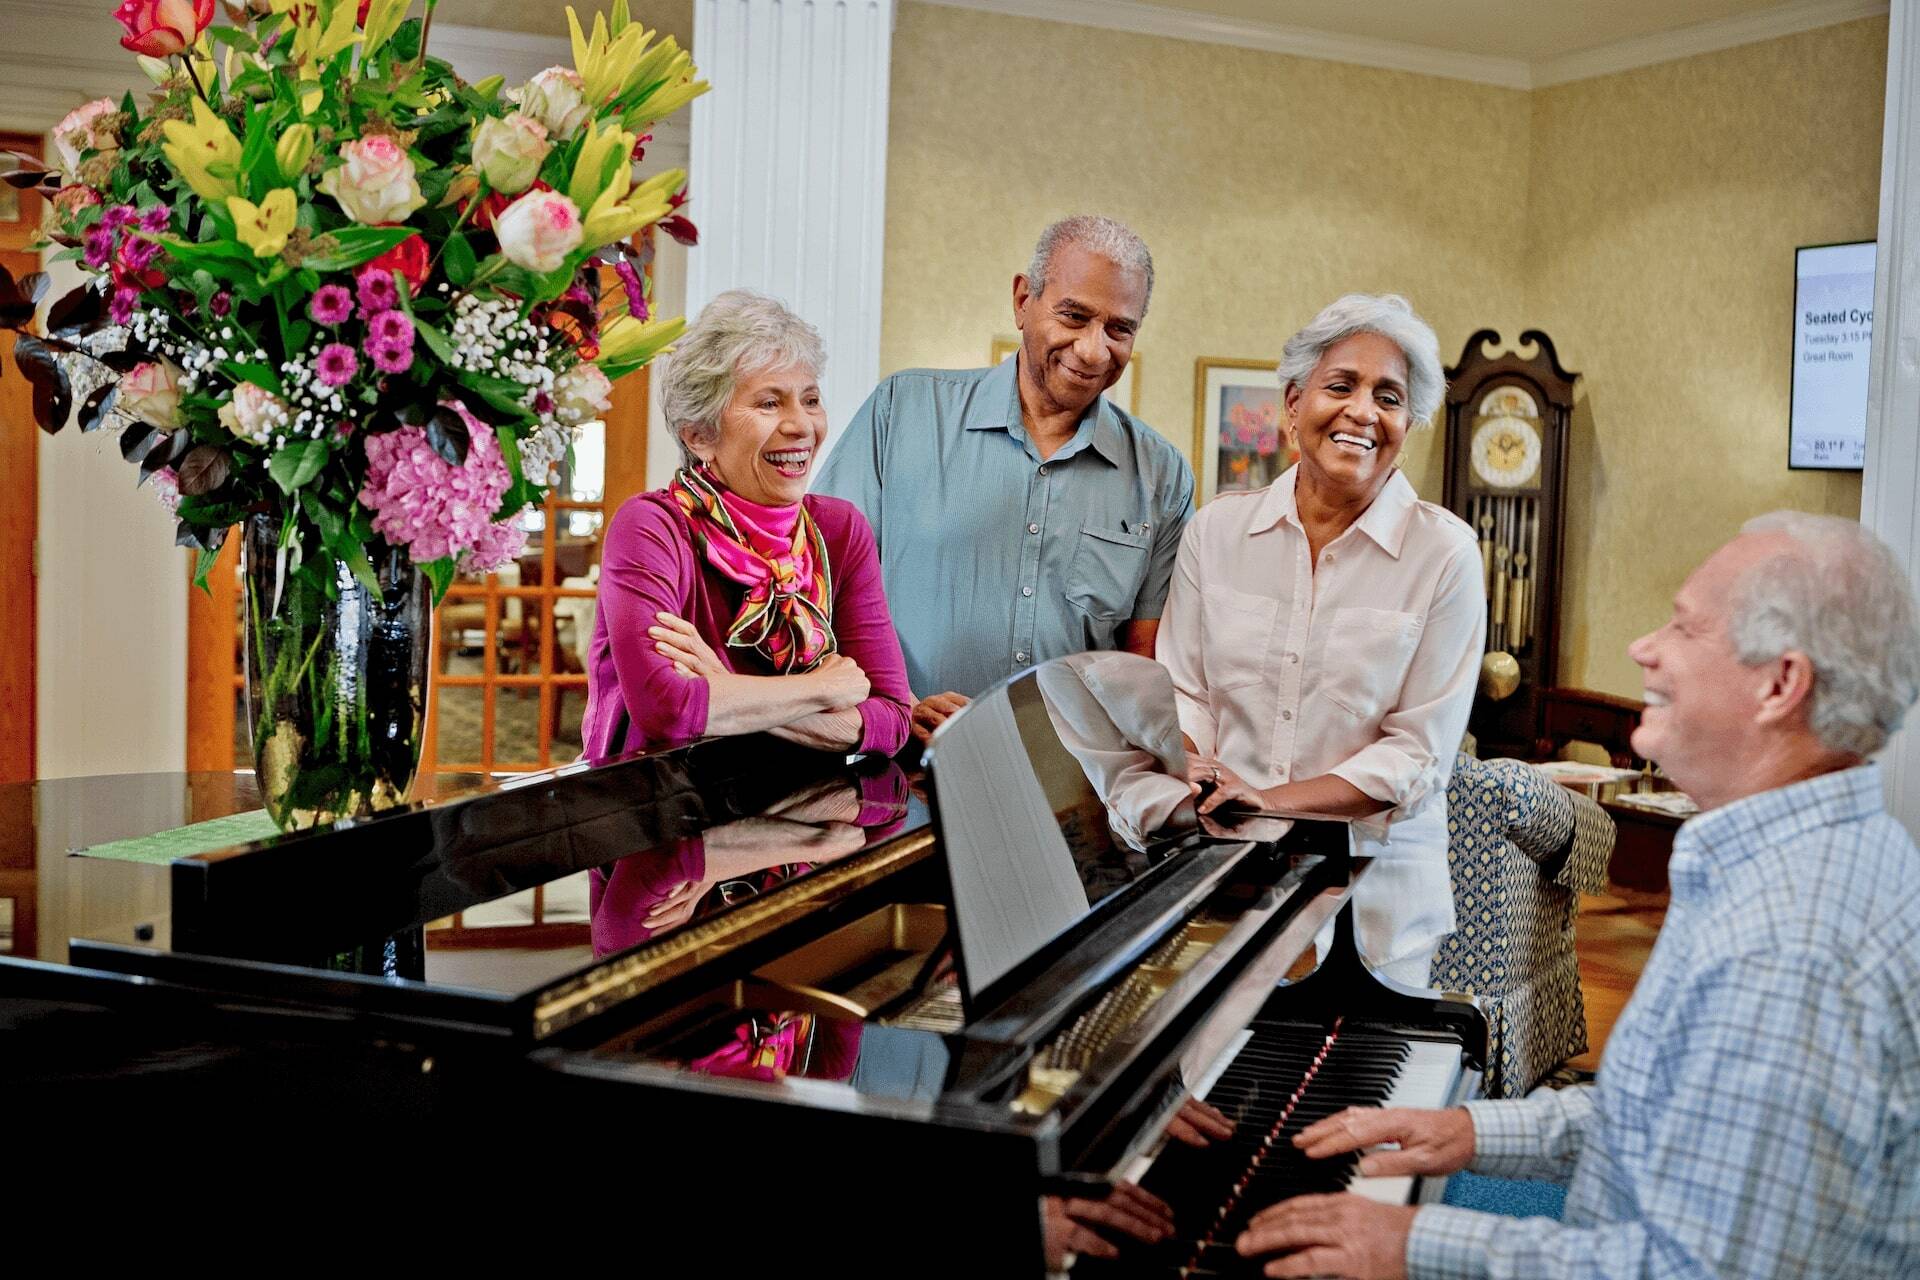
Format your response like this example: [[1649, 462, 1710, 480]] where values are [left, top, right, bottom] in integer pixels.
[[1081, 1016, 1464, 1277]]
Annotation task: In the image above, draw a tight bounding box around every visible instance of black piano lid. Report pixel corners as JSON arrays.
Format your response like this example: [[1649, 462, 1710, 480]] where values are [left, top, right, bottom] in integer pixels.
[[35, 737, 933, 1043]]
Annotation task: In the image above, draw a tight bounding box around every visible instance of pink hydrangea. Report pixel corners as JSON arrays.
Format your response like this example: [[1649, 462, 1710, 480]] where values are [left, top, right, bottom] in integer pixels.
[[357, 401, 513, 565], [457, 509, 531, 575]]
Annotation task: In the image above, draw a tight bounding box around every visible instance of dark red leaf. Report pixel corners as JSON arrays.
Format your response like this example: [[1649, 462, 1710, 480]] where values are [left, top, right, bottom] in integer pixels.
[[12, 336, 72, 431], [46, 285, 105, 338], [120, 421, 165, 463], [78, 380, 117, 432], [177, 444, 231, 496]]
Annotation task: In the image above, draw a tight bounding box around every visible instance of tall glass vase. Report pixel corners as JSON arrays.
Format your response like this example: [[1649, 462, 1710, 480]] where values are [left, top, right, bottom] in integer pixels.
[[243, 514, 430, 830]]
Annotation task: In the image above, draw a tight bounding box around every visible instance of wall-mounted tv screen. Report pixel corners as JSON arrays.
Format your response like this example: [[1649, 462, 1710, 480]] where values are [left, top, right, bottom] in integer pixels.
[[1790, 240, 1874, 471]]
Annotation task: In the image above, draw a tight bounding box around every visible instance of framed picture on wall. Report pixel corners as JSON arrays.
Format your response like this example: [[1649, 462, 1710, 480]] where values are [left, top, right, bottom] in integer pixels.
[[991, 336, 1142, 417], [1194, 357, 1294, 503]]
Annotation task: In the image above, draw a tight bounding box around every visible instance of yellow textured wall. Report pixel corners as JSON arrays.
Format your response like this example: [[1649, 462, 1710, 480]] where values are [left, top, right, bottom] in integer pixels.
[[880, 1, 1534, 501], [1528, 18, 1883, 694], [880, 5, 1887, 700]]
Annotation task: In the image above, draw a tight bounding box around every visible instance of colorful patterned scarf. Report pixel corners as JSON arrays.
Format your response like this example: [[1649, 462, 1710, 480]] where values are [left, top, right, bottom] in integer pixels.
[[669, 466, 837, 673]]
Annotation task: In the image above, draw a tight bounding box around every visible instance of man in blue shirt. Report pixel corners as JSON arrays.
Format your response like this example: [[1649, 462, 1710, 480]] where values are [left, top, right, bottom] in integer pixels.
[[814, 215, 1194, 745], [1234, 511, 1920, 1279]]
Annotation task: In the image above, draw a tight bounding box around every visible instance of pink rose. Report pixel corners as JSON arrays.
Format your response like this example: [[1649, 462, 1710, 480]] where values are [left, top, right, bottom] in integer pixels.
[[318, 134, 426, 226], [216, 381, 289, 441], [112, 0, 213, 57], [51, 185, 103, 222], [512, 67, 590, 142], [53, 98, 120, 172], [470, 113, 551, 195], [118, 359, 185, 428], [493, 189, 583, 274]]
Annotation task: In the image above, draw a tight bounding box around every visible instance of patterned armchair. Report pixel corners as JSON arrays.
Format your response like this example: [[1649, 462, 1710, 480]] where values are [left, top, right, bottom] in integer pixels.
[[1433, 754, 1615, 1098]]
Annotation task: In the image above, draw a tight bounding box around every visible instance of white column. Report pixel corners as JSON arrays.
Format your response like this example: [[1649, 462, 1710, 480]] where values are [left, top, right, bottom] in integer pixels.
[[686, 0, 896, 454], [1863, 0, 1920, 834]]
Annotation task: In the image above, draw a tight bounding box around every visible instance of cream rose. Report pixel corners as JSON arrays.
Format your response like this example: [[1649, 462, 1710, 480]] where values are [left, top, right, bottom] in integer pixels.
[[117, 358, 184, 428], [494, 190, 584, 274], [318, 134, 426, 226], [552, 363, 613, 425], [54, 98, 119, 172], [471, 113, 551, 195], [217, 381, 289, 440], [513, 67, 591, 142]]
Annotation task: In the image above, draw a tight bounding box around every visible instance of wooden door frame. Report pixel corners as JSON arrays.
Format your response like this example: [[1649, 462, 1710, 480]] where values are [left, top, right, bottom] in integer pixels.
[[1, 132, 43, 785]]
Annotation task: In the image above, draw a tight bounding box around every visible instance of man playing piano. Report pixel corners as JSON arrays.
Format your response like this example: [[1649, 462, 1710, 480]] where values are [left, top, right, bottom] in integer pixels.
[[1234, 512, 1920, 1278]]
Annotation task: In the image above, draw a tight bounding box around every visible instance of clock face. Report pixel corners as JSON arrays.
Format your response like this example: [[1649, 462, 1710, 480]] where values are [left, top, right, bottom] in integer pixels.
[[1470, 414, 1542, 489]]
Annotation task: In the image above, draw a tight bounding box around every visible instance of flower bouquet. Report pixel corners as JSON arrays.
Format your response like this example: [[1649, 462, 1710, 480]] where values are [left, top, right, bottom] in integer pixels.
[[0, 0, 705, 827]]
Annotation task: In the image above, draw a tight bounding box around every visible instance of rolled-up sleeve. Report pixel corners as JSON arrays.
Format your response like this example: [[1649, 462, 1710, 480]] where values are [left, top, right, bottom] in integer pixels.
[[596, 499, 710, 749], [829, 507, 914, 757], [1156, 519, 1218, 758], [1330, 534, 1485, 826]]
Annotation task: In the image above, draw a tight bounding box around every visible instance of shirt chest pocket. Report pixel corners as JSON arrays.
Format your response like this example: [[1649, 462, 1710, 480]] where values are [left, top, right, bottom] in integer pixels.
[[1065, 524, 1151, 622], [1315, 607, 1423, 722], [1202, 588, 1279, 692]]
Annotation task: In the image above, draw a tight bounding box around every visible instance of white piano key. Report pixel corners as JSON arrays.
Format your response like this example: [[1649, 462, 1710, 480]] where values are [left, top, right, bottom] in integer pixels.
[[1347, 1038, 1462, 1204]]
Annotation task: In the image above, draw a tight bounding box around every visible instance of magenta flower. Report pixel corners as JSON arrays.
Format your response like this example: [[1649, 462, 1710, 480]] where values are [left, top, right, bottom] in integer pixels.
[[309, 284, 354, 326], [84, 229, 113, 268], [367, 339, 413, 374], [100, 204, 136, 232], [121, 235, 160, 271], [367, 309, 413, 347], [355, 266, 398, 314], [315, 342, 359, 386], [614, 258, 648, 322], [109, 286, 138, 325], [209, 290, 232, 318], [359, 402, 514, 564], [138, 204, 171, 232]]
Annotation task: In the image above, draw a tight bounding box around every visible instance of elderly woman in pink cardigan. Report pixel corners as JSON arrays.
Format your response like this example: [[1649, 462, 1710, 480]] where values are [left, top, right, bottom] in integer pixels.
[[580, 291, 912, 757]]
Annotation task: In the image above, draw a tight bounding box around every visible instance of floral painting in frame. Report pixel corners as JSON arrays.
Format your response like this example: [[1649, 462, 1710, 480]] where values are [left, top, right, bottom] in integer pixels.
[[1193, 357, 1295, 503]]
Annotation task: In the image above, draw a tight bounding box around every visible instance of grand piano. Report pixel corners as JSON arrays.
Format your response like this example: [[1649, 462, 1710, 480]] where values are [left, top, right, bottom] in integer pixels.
[[1, 653, 1483, 1270]]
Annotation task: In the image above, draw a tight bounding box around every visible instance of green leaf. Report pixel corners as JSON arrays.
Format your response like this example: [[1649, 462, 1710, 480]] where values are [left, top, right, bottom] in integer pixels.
[[391, 16, 423, 61], [301, 226, 417, 273], [414, 318, 456, 363], [222, 360, 285, 396], [443, 232, 476, 287], [268, 439, 330, 494], [238, 104, 278, 199], [205, 25, 259, 51], [419, 555, 456, 604], [300, 490, 344, 544], [343, 543, 382, 596]]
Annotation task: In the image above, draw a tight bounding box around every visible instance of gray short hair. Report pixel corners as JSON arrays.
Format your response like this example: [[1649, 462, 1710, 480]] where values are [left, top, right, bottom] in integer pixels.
[[1025, 215, 1155, 315], [1731, 511, 1920, 757], [658, 290, 827, 466], [1276, 294, 1446, 428]]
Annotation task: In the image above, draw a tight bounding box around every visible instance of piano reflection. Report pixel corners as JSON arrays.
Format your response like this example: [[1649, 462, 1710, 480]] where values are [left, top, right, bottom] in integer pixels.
[[1, 653, 1483, 1272]]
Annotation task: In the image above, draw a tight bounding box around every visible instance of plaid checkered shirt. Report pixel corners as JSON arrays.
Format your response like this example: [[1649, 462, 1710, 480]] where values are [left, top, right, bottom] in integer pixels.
[[1406, 763, 1920, 1278]]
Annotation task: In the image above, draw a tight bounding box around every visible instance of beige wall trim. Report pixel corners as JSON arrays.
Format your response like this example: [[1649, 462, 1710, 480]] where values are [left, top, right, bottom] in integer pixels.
[[1861, 0, 1920, 836], [1533, 0, 1890, 87], [914, 0, 1531, 88], [915, 0, 1886, 89]]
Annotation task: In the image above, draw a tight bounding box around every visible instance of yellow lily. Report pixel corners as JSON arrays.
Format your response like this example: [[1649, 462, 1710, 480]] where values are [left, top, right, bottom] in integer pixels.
[[567, 117, 636, 213], [567, 4, 655, 104], [292, 0, 362, 66], [160, 98, 244, 203], [229, 188, 298, 259], [581, 166, 681, 248], [275, 124, 315, 182], [595, 313, 685, 370], [360, 0, 411, 57]]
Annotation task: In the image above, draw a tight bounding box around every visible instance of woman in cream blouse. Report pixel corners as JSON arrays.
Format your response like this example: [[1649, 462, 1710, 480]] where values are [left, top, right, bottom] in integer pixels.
[[1157, 294, 1485, 986]]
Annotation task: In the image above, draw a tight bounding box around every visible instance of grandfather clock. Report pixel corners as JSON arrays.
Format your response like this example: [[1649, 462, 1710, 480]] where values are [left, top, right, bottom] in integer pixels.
[[1440, 330, 1580, 759]]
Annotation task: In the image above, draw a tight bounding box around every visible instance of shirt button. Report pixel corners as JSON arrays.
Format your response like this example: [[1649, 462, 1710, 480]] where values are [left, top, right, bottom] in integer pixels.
[[1288, 652, 1299, 664], [1021, 586, 1034, 597], [1015, 651, 1029, 663], [1282, 709, 1293, 721], [1027, 523, 1040, 535], [1038, 466, 1049, 477]]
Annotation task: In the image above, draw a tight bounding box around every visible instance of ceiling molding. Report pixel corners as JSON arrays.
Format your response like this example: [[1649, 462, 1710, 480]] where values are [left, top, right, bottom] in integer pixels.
[[1532, 0, 1889, 87], [916, 0, 1532, 88], [914, 0, 1890, 90]]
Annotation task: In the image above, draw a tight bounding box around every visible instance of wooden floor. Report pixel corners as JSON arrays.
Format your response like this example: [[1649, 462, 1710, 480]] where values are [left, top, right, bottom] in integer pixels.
[[1568, 886, 1670, 1072]]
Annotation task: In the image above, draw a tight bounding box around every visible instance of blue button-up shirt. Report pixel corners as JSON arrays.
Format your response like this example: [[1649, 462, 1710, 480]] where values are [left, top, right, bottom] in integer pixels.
[[814, 357, 1194, 699], [1408, 763, 1920, 1278]]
